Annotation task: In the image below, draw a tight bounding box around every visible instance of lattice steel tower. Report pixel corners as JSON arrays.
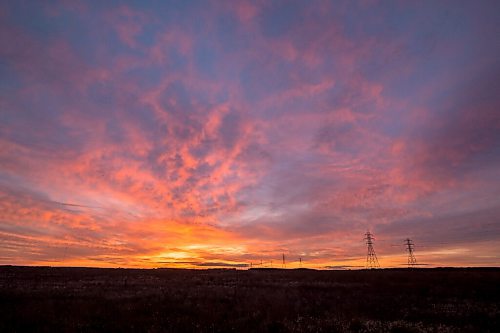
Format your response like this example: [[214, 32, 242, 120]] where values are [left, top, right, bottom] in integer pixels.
[[365, 231, 380, 268], [405, 238, 417, 267]]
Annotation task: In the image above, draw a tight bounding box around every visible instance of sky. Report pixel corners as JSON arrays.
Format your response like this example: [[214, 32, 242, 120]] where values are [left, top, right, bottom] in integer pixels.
[[1, 0, 499, 269]]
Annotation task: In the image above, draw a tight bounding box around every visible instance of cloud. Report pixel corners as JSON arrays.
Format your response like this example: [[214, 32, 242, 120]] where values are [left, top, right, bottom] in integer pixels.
[[0, 0, 499, 268]]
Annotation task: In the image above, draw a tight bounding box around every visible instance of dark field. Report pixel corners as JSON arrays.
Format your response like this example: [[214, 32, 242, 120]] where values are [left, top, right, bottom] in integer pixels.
[[1, 267, 499, 332]]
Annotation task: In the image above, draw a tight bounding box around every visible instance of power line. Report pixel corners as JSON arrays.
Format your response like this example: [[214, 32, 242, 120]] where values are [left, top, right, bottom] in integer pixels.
[[404, 238, 417, 268], [364, 231, 380, 269]]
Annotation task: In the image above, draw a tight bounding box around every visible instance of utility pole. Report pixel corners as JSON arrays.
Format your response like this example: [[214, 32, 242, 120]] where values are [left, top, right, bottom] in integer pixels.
[[282, 253, 286, 268], [365, 231, 380, 268], [299, 257, 302, 268], [404, 238, 417, 267]]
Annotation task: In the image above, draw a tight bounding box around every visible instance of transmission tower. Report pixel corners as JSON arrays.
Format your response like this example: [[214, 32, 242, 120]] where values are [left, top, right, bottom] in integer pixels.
[[282, 253, 286, 268], [364, 231, 380, 268], [404, 238, 417, 267], [299, 257, 302, 268]]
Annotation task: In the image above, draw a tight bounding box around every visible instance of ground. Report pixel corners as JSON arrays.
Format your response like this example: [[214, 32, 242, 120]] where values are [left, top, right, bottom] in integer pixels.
[[1, 266, 499, 332]]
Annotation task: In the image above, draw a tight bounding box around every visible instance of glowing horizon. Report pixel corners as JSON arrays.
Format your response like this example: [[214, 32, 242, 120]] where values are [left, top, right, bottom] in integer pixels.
[[1, 1, 499, 269]]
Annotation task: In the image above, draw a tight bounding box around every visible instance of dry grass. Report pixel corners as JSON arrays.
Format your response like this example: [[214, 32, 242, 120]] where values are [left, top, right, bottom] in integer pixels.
[[1, 267, 499, 332]]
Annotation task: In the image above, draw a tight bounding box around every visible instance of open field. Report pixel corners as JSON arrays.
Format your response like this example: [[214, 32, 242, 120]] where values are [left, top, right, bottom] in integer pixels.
[[1, 266, 499, 332]]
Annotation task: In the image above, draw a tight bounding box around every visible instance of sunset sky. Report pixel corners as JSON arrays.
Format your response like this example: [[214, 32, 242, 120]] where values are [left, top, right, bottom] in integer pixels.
[[1, 1, 499, 269]]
